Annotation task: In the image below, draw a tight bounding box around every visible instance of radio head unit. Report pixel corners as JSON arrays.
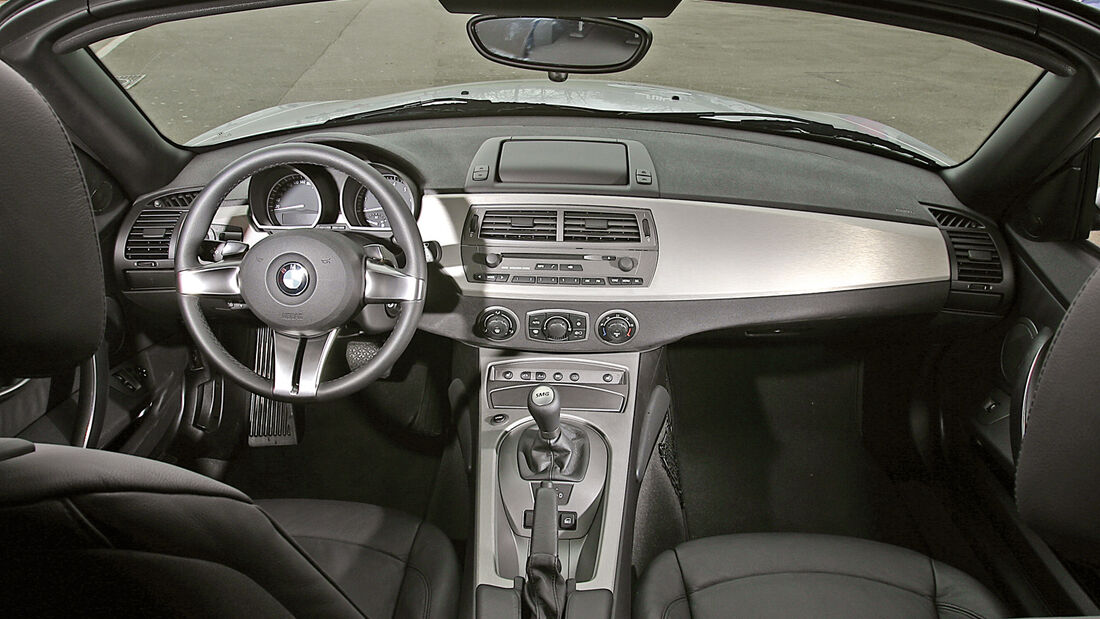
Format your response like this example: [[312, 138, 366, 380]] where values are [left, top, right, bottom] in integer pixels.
[[460, 205, 658, 287]]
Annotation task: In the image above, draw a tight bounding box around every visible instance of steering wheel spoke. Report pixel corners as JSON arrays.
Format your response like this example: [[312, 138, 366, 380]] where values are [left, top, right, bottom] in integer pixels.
[[272, 329, 339, 399], [364, 261, 424, 303], [178, 260, 242, 297]]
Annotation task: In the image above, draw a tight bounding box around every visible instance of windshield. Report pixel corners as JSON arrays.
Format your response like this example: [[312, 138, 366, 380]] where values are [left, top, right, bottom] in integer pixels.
[[93, 0, 1042, 163]]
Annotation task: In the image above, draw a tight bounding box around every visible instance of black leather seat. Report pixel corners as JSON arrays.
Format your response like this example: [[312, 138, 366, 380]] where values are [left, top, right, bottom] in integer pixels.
[[637, 266, 1100, 619], [0, 441, 459, 617], [635, 533, 1005, 619], [0, 59, 460, 617]]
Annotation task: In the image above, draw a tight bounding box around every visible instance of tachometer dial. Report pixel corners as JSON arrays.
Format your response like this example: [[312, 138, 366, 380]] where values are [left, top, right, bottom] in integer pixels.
[[266, 172, 322, 227], [355, 172, 415, 228]]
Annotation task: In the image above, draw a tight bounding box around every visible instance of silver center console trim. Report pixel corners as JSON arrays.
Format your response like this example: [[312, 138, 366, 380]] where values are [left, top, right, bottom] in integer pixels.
[[418, 193, 949, 302], [474, 349, 639, 594]]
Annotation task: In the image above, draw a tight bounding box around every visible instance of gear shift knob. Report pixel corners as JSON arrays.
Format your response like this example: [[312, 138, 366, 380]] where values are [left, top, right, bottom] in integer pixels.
[[527, 384, 561, 440]]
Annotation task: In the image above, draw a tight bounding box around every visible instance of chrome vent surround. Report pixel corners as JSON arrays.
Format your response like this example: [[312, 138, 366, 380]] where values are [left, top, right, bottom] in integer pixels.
[[947, 230, 1003, 283], [563, 210, 641, 243], [478, 209, 558, 241], [928, 206, 982, 229]]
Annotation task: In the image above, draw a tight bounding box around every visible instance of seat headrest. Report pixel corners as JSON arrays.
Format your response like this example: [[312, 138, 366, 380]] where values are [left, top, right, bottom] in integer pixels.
[[0, 61, 105, 377], [1016, 265, 1100, 565]]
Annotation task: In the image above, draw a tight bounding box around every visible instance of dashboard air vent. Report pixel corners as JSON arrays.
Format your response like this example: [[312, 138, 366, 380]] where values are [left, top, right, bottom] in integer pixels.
[[479, 209, 557, 241], [125, 208, 185, 260], [562, 210, 641, 243], [151, 191, 198, 209], [928, 206, 982, 229], [947, 230, 1003, 283]]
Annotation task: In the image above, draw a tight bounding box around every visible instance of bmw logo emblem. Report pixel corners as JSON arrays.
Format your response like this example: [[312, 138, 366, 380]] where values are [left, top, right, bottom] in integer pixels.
[[276, 262, 309, 296]]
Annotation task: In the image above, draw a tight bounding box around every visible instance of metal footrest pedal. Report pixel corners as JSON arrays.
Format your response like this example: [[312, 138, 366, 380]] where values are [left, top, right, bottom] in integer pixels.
[[248, 327, 298, 447]]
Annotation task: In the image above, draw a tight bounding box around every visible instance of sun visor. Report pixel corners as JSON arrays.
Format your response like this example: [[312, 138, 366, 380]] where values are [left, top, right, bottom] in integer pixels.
[[438, 0, 680, 18]]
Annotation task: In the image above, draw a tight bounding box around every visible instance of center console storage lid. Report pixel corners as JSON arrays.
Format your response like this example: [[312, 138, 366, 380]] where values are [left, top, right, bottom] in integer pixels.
[[466, 136, 659, 197]]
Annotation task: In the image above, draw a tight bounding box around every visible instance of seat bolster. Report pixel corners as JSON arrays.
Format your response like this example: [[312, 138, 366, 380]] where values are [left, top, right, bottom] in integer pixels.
[[399, 512, 461, 619], [635, 549, 691, 619], [0, 442, 248, 506], [635, 534, 1007, 619], [258, 498, 459, 619]]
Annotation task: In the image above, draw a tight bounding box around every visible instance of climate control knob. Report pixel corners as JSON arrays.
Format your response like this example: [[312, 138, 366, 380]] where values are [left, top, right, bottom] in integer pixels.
[[478, 308, 517, 341], [597, 310, 638, 345], [543, 316, 570, 341]]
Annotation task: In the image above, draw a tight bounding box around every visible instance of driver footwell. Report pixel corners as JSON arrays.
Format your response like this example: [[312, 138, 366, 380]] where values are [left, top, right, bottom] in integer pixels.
[[224, 333, 466, 538]]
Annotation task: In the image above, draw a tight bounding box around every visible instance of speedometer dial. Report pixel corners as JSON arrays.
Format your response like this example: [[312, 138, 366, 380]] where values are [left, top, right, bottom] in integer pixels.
[[355, 172, 415, 229], [266, 172, 322, 227]]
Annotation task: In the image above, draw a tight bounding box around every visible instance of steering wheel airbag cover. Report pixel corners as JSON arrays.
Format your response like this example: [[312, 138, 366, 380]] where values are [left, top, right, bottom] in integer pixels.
[[239, 230, 364, 335]]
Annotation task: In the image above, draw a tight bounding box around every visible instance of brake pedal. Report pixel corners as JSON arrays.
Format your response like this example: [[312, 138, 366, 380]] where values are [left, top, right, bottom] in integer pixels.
[[248, 327, 297, 447], [346, 338, 390, 379]]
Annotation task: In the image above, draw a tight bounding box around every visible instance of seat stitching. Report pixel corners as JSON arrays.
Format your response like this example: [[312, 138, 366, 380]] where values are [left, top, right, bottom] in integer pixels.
[[687, 569, 938, 602], [394, 519, 431, 619], [667, 547, 692, 618], [936, 601, 988, 619], [61, 497, 114, 548], [661, 595, 689, 619], [288, 533, 411, 566]]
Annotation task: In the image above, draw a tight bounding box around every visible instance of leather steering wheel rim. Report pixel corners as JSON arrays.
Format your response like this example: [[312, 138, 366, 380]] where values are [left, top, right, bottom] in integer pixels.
[[176, 143, 426, 402]]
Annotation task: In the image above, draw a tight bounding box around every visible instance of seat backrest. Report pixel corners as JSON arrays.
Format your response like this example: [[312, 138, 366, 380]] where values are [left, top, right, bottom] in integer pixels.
[[0, 60, 104, 378], [1015, 265, 1100, 566], [0, 439, 364, 616]]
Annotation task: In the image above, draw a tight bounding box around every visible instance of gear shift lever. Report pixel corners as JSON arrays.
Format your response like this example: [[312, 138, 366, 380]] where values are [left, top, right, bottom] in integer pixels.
[[528, 384, 561, 441], [521, 384, 589, 481]]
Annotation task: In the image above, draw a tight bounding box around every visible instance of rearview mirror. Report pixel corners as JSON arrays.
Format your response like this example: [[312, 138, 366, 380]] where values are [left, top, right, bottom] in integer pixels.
[[467, 16, 651, 78]]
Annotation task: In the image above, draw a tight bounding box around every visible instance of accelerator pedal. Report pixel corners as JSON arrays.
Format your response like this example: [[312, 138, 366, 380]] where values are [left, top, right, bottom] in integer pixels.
[[248, 327, 297, 447]]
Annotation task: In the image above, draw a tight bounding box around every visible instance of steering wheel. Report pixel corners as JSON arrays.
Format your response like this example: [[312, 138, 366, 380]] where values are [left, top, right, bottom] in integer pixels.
[[176, 143, 426, 402]]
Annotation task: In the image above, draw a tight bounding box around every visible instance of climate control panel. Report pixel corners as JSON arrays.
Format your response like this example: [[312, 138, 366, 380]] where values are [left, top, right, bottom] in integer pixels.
[[474, 307, 640, 347], [527, 310, 588, 342]]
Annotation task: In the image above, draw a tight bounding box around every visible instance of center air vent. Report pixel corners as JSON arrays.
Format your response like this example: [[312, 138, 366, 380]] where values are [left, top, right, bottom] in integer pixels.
[[478, 209, 557, 241], [563, 210, 641, 243], [948, 230, 1003, 283]]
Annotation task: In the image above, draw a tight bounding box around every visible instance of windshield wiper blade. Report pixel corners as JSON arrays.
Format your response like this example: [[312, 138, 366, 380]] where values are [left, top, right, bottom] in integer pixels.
[[617, 111, 940, 166]]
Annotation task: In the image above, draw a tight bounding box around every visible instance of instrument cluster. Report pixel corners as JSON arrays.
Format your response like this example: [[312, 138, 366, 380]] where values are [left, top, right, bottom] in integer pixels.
[[247, 161, 418, 231]]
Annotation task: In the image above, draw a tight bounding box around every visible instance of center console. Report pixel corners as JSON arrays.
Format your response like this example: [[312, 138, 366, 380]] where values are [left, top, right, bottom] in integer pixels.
[[471, 348, 668, 618]]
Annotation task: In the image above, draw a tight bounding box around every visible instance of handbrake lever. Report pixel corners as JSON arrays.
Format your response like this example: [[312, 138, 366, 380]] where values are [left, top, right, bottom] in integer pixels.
[[523, 481, 566, 618]]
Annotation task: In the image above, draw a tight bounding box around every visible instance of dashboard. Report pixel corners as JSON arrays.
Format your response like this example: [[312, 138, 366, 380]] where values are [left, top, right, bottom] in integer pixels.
[[114, 119, 1015, 353]]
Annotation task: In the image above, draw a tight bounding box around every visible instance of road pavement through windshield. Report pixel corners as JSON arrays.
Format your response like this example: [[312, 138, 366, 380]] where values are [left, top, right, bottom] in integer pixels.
[[93, 0, 1041, 161]]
